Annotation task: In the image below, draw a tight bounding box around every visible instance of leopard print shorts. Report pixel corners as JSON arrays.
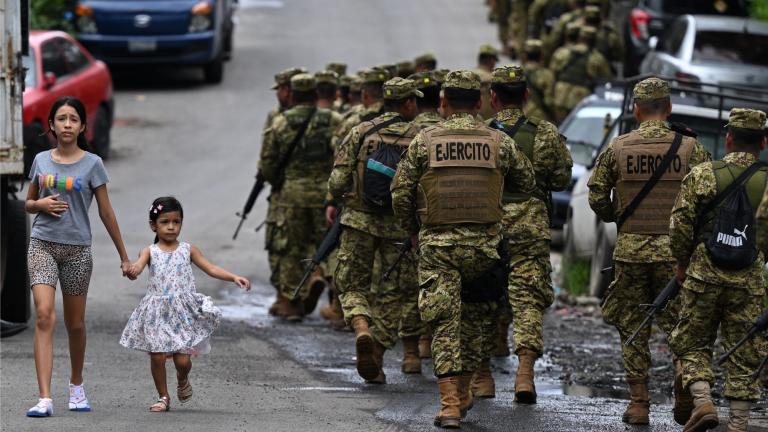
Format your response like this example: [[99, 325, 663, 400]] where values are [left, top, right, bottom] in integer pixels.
[[27, 238, 93, 296]]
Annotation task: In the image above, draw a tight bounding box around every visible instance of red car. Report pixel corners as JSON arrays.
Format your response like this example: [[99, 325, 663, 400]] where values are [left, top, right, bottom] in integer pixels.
[[23, 30, 114, 172]]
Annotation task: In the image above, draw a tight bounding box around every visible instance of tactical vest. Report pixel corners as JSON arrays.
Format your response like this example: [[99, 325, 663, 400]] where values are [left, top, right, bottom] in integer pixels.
[[557, 50, 590, 87], [525, 67, 547, 112], [417, 125, 504, 226], [347, 116, 416, 213], [497, 118, 542, 205], [284, 109, 334, 179], [614, 130, 696, 234], [699, 161, 768, 242]]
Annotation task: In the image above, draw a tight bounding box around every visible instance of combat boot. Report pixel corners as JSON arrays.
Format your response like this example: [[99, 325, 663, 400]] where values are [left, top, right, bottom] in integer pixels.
[[726, 400, 751, 432], [418, 333, 432, 359], [319, 291, 343, 321], [622, 377, 650, 425], [365, 340, 387, 384], [434, 376, 461, 429], [470, 360, 495, 398], [401, 336, 422, 374], [351, 316, 378, 381], [281, 298, 305, 323], [457, 372, 474, 418], [514, 349, 537, 404], [494, 320, 511, 357], [268, 294, 290, 317], [673, 360, 694, 425], [684, 381, 719, 432], [303, 269, 328, 315]]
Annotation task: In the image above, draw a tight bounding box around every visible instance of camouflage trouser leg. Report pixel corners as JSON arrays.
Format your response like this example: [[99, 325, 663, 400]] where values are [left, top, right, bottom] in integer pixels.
[[396, 253, 424, 339], [670, 278, 765, 401], [496, 0, 511, 48], [463, 301, 498, 372], [419, 245, 497, 376], [335, 227, 415, 349], [508, 253, 554, 355], [601, 261, 678, 379], [478, 303, 509, 361], [265, 202, 286, 292], [274, 206, 326, 300]]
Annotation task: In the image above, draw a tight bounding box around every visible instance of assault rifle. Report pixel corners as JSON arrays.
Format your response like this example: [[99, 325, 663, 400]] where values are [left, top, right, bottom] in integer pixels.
[[382, 238, 413, 281], [716, 309, 768, 366], [233, 173, 266, 240], [624, 277, 680, 347], [292, 207, 343, 299]]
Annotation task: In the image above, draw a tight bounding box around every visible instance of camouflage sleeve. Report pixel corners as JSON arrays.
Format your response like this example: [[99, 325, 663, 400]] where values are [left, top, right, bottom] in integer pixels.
[[689, 139, 712, 167], [587, 143, 617, 223], [327, 125, 360, 201], [391, 133, 427, 234], [262, 109, 275, 132], [501, 134, 537, 195], [757, 186, 768, 256], [669, 165, 715, 265], [542, 69, 556, 110], [548, 48, 568, 73], [609, 30, 625, 60], [258, 115, 286, 184], [534, 121, 572, 192], [587, 51, 613, 81], [527, 0, 547, 36]]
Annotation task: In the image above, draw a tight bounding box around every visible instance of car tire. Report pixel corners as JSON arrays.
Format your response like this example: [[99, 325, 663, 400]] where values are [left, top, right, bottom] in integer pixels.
[[0, 198, 31, 327], [92, 106, 111, 160], [23, 122, 51, 177], [204, 53, 224, 84], [588, 223, 612, 298]]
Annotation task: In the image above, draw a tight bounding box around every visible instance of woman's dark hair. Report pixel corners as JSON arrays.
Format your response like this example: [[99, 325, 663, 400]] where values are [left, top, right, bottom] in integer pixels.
[[48, 96, 90, 151], [149, 196, 184, 243]]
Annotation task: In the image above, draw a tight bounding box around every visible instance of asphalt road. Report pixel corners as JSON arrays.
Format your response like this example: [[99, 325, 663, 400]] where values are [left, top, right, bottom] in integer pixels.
[[2, 1, 766, 431]]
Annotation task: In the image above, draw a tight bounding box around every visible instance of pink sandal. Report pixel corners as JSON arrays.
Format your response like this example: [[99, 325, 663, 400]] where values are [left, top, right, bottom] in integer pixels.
[[149, 396, 170, 412]]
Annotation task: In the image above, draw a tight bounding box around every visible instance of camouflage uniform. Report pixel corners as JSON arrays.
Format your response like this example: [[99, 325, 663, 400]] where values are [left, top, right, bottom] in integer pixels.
[[333, 75, 354, 114], [328, 78, 423, 351], [414, 53, 438, 72], [528, 0, 568, 38], [493, 0, 512, 55], [508, 0, 532, 58], [583, 6, 623, 68], [522, 39, 556, 123], [670, 109, 768, 403], [588, 78, 710, 381], [325, 62, 347, 77], [549, 26, 612, 122], [391, 70, 537, 376], [542, 1, 584, 62], [332, 68, 390, 151], [260, 74, 342, 302]]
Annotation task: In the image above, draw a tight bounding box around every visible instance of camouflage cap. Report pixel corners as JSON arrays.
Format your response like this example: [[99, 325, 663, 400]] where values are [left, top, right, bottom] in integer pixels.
[[315, 70, 339, 85], [479, 43, 499, 58], [396, 60, 415, 75], [383, 77, 424, 100], [408, 71, 440, 89], [584, 5, 601, 19], [443, 69, 482, 91], [272, 67, 307, 89], [349, 75, 363, 92], [632, 77, 670, 101], [414, 52, 437, 66], [491, 65, 526, 84], [565, 21, 581, 38], [727, 108, 767, 130], [434, 69, 450, 84], [290, 73, 316, 92], [524, 39, 543, 53], [339, 74, 353, 88], [580, 25, 598, 40], [359, 67, 390, 84], [325, 62, 347, 76], [376, 64, 398, 80]]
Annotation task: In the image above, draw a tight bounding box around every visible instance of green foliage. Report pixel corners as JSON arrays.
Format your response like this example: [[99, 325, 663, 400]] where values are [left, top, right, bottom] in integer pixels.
[[751, 0, 768, 21], [563, 257, 590, 297], [30, 0, 74, 32]]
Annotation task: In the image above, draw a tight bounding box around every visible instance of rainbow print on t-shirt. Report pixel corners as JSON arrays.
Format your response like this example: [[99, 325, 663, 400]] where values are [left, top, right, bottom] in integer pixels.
[[37, 173, 83, 192]]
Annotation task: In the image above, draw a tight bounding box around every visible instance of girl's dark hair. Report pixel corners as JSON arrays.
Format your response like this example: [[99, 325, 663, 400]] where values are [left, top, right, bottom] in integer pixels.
[[48, 96, 90, 151], [149, 196, 184, 243]]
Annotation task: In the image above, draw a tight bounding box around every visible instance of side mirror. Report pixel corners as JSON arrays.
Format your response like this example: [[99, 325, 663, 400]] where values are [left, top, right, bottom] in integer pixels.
[[43, 72, 57, 89], [648, 36, 659, 51]]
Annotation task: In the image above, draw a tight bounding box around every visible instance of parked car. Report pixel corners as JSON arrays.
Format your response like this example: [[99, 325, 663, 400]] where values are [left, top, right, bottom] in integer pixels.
[[74, 0, 235, 84], [623, 0, 748, 76], [23, 30, 114, 169], [640, 15, 768, 90]]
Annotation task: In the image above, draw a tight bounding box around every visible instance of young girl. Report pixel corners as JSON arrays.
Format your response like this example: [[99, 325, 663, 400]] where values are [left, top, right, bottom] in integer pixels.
[[119, 197, 250, 412], [25, 97, 133, 417]]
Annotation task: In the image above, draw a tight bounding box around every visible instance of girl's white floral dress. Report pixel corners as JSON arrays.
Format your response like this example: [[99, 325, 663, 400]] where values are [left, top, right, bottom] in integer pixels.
[[120, 242, 221, 354]]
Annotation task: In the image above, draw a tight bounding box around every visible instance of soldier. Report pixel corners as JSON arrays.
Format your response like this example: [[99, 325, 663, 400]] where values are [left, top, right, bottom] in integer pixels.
[[327, 77, 423, 383], [391, 70, 536, 429], [262, 67, 306, 316], [315, 70, 339, 110], [397, 60, 416, 78], [550, 26, 612, 123], [543, 0, 586, 62], [326, 62, 347, 77], [583, 5, 623, 71], [507, 0, 533, 59], [333, 75, 353, 114], [476, 44, 500, 120], [259, 73, 343, 322], [587, 77, 710, 425], [670, 109, 768, 432], [333, 68, 390, 151], [414, 53, 438, 72], [522, 39, 556, 123], [528, 0, 568, 39], [493, 0, 512, 56], [472, 65, 572, 403]]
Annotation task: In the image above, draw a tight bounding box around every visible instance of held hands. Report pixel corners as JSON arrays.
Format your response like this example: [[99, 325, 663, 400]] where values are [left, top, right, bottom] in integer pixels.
[[233, 276, 251, 291], [39, 194, 69, 217], [121, 261, 137, 280]]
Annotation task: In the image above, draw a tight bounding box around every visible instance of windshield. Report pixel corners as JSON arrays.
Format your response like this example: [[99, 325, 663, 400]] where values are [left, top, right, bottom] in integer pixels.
[[561, 106, 621, 166], [693, 31, 768, 66], [23, 52, 36, 90]]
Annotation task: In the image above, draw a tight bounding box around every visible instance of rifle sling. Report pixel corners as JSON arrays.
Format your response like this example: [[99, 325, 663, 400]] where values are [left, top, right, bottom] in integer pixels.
[[358, 115, 404, 148], [274, 107, 317, 191], [617, 132, 682, 230]]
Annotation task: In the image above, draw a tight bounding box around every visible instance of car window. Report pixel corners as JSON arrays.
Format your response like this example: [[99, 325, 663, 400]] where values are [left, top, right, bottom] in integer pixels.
[[41, 39, 67, 78], [561, 106, 621, 166], [60, 39, 90, 74], [661, 19, 687, 54], [22, 51, 36, 89], [693, 31, 768, 66]]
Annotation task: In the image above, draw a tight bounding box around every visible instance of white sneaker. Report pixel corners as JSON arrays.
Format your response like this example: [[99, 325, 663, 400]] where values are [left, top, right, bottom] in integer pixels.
[[68, 383, 91, 412], [26, 398, 53, 417]]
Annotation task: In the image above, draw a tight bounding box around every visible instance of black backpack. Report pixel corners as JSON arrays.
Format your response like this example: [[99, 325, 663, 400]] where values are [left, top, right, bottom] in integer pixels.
[[362, 144, 403, 210], [705, 162, 767, 270]]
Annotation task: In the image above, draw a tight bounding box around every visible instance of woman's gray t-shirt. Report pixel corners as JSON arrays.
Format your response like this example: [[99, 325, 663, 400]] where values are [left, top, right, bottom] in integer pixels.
[[28, 150, 109, 246]]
